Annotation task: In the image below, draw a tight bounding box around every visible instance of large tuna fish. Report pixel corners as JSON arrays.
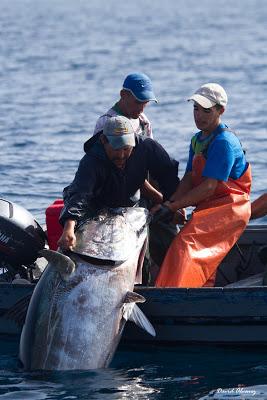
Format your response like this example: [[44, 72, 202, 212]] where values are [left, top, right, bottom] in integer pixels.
[[19, 207, 155, 371]]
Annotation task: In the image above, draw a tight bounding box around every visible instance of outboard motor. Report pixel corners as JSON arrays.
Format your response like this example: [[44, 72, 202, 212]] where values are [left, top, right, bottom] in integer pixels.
[[0, 198, 46, 281]]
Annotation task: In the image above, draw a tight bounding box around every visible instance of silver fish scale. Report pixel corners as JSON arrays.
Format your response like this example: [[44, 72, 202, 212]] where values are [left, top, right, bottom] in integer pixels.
[[73, 207, 149, 262], [20, 208, 149, 370]]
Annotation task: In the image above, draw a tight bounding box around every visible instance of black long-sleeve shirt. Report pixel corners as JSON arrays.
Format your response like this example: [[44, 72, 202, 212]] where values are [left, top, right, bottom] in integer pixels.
[[59, 134, 179, 225]]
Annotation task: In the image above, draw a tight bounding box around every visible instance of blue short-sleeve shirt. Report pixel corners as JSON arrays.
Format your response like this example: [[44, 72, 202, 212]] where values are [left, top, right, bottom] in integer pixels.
[[186, 123, 247, 181]]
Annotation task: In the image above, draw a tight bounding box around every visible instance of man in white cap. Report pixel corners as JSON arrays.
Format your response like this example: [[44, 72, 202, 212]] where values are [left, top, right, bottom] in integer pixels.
[[153, 83, 252, 288], [58, 115, 179, 251]]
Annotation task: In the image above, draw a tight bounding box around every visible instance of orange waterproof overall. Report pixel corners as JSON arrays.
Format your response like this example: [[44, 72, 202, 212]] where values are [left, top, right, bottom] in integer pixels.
[[155, 153, 252, 288]]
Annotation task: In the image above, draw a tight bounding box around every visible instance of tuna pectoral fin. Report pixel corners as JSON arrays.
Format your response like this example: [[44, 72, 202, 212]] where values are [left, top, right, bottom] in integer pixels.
[[123, 304, 156, 337], [124, 291, 145, 303], [39, 249, 76, 280]]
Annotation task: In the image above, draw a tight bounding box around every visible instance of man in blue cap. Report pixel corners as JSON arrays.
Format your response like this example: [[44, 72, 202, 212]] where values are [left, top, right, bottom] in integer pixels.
[[94, 72, 157, 139], [94, 72, 161, 204], [92, 73, 182, 282], [78, 73, 180, 283]]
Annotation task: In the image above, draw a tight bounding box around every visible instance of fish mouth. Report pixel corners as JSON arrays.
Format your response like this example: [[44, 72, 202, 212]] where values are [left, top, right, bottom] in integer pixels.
[[70, 251, 117, 267]]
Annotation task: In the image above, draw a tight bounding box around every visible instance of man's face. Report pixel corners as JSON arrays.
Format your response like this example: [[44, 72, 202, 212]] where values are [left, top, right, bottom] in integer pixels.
[[193, 102, 223, 135], [121, 91, 149, 119], [102, 139, 133, 170]]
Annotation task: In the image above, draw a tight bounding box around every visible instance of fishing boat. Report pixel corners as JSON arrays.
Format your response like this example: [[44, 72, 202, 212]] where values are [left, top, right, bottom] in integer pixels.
[[125, 224, 267, 345], [0, 199, 267, 345]]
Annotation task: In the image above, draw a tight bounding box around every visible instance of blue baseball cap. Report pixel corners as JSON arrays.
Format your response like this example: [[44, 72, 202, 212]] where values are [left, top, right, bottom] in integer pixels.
[[123, 73, 158, 103]]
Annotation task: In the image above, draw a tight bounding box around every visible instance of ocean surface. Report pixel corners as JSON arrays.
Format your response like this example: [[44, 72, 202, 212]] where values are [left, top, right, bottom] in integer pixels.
[[0, 0, 267, 398]]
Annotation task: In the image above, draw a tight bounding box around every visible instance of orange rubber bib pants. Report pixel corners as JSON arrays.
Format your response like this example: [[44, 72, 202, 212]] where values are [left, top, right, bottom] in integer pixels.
[[155, 153, 252, 288]]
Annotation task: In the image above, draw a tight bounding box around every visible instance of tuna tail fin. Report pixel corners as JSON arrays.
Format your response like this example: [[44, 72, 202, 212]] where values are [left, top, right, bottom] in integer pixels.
[[39, 249, 76, 281]]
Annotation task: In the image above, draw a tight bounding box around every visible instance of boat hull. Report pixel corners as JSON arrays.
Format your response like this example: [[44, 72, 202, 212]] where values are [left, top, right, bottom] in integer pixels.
[[2, 284, 267, 344], [1, 224, 267, 345], [124, 286, 267, 344]]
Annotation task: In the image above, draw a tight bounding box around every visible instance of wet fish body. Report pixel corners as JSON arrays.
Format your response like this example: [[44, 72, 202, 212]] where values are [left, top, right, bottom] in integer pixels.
[[74, 207, 149, 262], [19, 207, 155, 370]]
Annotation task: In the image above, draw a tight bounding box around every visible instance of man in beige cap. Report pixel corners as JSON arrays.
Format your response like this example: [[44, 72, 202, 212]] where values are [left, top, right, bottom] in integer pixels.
[[153, 83, 252, 288], [58, 115, 179, 251]]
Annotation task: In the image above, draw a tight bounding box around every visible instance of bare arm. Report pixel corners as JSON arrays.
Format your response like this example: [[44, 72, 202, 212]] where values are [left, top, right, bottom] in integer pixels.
[[169, 172, 193, 201], [250, 194, 267, 219], [167, 177, 218, 212], [141, 179, 163, 204], [58, 219, 76, 251]]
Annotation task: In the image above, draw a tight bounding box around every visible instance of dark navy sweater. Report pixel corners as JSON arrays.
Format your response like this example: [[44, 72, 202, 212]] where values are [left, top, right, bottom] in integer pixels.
[[59, 134, 179, 225]]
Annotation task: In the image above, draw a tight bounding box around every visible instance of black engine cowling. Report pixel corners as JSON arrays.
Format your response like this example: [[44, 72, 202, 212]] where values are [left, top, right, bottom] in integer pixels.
[[0, 198, 46, 269]]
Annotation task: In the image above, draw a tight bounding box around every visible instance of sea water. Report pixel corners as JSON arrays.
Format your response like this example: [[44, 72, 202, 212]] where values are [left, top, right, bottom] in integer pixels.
[[0, 0, 267, 398]]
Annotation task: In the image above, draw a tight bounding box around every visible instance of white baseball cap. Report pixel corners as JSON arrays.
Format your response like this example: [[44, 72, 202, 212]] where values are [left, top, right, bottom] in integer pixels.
[[188, 83, 228, 108]]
